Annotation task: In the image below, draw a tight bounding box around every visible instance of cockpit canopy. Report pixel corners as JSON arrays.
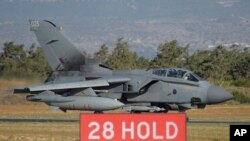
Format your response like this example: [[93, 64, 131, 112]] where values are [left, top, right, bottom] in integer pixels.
[[152, 68, 204, 82]]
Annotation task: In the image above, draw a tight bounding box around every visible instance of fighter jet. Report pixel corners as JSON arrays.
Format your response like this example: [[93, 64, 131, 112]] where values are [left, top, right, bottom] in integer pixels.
[[13, 20, 233, 113]]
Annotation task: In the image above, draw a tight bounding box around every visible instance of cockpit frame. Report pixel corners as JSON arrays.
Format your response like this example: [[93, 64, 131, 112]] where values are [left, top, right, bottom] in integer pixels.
[[152, 68, 204, 82]]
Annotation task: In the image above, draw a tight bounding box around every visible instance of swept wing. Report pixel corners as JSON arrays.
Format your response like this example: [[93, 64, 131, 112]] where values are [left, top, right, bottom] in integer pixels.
[[13, 77, 130, 93]]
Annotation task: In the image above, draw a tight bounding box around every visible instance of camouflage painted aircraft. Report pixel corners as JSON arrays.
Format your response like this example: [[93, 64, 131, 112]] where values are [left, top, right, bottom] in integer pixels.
[[14, 20, 233, 113]]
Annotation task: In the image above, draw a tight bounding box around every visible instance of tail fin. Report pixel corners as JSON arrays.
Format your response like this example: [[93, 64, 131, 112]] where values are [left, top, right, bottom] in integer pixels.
[[29, 20, 85, 71]]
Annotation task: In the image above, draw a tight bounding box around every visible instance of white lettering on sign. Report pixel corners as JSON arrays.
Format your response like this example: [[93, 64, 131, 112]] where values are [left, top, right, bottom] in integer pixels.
[[166, 122, 178, 139], [121, 121, 179, 140], [88, 122, 100, 140], [153, 122, 164, 139], [80, 114, 186, 141], [88, 121, 114, 140], [234, 129, 247, 136], [137, 122, 150, 139], [102, 122, 114, 139], [88, 121, 100, 139], [122, 122, 135, 139]]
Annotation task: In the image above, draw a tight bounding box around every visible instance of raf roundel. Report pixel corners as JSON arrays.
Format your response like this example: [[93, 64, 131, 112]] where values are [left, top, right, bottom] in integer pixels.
[[173, 89, 177, 95]]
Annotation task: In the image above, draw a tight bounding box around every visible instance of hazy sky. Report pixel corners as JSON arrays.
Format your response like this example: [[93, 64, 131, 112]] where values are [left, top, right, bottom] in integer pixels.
[[1, 0, 249, 56], [1, 0, 249, 23]]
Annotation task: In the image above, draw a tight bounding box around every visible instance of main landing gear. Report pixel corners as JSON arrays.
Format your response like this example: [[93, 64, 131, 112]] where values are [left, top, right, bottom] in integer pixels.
[[94, 111, 104, 114]]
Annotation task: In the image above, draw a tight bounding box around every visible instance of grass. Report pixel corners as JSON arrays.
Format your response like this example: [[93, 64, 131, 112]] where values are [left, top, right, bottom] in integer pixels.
[[187, 124, 229, 141], [0, 104, 82, 119], [0, 79, 32, 89], [186, 104, 250, 120], [227, 86, 250, 96], [0, 122, 79, 141]]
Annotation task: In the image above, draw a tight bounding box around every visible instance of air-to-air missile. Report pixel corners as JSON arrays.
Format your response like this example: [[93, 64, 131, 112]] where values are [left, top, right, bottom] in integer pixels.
[[122, 105, 166, 113], [26, 91, 124, 113]]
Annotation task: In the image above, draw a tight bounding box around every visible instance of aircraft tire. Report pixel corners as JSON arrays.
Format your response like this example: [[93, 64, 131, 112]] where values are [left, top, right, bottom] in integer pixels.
[[94, 111, 104, 114], [131, 111, 141, 114]]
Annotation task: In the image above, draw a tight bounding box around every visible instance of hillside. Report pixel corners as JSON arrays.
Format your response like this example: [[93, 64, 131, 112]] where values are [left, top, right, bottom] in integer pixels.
[[1, 0, 250, 57]]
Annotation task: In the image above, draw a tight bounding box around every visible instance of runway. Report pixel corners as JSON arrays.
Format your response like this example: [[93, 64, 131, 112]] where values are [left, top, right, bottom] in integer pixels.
[[0, 117, 250, 124]]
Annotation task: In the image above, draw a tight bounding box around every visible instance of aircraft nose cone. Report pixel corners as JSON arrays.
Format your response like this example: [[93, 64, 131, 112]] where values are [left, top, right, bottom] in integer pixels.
[[207, 85, 234, 104]]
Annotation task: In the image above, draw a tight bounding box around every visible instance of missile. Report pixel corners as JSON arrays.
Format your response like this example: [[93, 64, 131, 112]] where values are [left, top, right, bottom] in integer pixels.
[[26, 91, 124, 112], [122, 105, 165, 113]]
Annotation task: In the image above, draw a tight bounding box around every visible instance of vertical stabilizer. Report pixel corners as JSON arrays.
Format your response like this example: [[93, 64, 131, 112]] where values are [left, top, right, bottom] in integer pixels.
[[29, 20, 85, 71]]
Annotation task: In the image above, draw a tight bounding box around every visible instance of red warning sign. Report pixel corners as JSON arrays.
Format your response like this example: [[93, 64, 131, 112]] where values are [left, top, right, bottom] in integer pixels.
[[80, 114, 186, 141]]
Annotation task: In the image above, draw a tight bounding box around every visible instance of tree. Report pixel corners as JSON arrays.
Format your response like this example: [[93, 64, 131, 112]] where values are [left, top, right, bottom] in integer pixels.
[[151, 40, 189, 68], [2, 42, 26, 60], [0, 42, 51, 80], [187, 50, 213, 78], [187, 45, 250, 84], [0, 42, 26, 77], [228, 48, 250, 80], [94, 44, 109, 64], [26, 45, 51, 78], [136, 56, 150, 69], [106, 38, 137, 69]]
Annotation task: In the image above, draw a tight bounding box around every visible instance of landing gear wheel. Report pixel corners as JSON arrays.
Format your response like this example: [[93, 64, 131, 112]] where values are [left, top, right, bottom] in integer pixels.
[[94, 111, 104, 114], [163, 105, 170, 113], [163, 108, 169, 113], [130, 111, 141, 114]]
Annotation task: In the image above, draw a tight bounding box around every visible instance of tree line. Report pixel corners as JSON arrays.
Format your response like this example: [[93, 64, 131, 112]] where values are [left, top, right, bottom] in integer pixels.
[[0, 42, 50, 80], [94, 38, 250, 87], [0, 39, 250, 87]]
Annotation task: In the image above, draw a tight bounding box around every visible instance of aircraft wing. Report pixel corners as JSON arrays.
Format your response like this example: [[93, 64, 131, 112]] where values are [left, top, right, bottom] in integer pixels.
[[13, 79, 109, 93], [13, 77, 131, 93]]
